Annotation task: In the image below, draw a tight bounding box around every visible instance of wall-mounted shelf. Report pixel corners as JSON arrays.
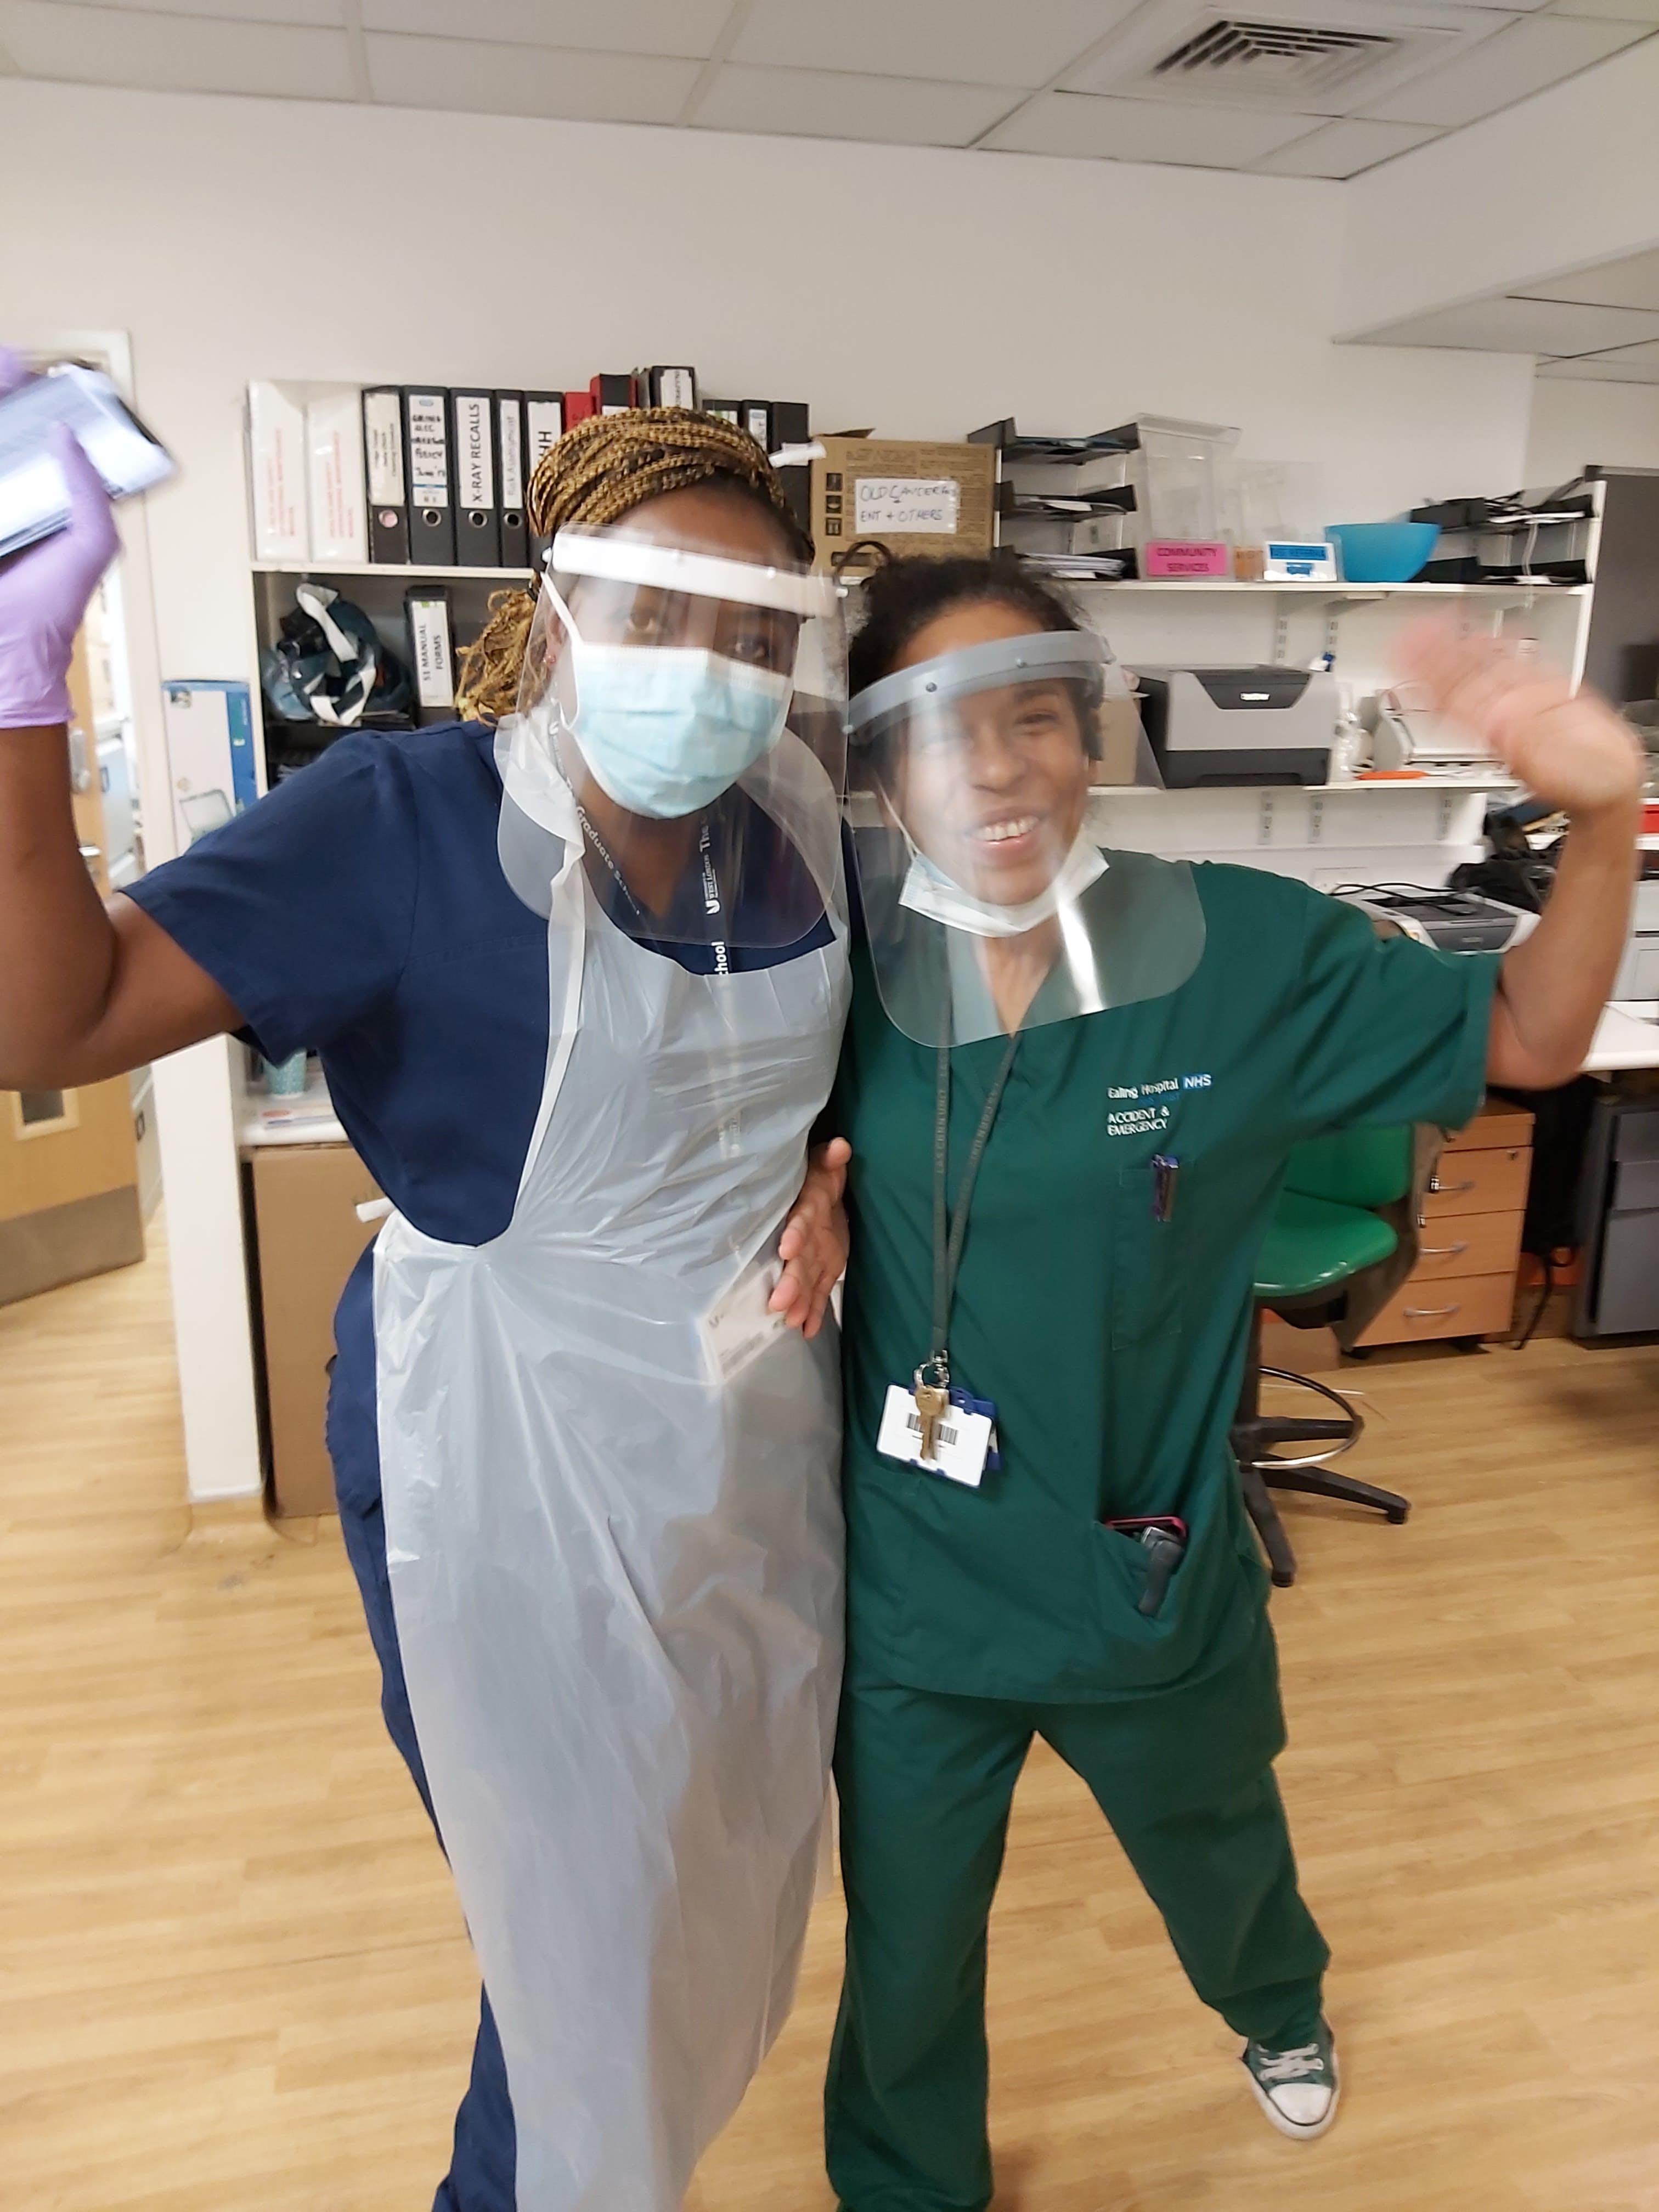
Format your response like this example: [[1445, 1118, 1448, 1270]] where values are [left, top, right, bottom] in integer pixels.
[[1060, 579, 1590, 599], [251, 558, 532, 582]]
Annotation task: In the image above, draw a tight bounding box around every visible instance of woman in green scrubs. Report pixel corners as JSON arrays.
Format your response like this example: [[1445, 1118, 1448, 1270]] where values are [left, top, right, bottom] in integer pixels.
[[825, 555, 1643, 2209]]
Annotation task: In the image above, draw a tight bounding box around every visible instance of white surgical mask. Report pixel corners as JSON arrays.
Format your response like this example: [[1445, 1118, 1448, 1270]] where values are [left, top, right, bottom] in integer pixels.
[[895, 822, 1109, 938], [546, 582, 792, 820]]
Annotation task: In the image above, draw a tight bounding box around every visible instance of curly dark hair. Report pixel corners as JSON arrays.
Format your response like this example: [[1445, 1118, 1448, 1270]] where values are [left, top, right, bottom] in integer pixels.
[[848, 552, 1085, 699]]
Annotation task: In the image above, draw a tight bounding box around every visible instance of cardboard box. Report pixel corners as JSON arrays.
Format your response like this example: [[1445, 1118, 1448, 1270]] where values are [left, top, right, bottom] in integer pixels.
[[1090, 695, 1145, 787], [248, 1143, 383, 1518], [811, 438, 996, 573]]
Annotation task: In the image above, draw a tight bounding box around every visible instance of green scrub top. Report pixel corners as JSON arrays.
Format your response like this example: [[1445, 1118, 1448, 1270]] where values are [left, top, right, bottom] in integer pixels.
[[836, 853, 1500, 1707]]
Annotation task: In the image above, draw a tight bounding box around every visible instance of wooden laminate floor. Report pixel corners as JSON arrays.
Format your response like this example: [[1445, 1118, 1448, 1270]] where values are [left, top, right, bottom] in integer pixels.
[[4, 1226, 1658, 2211]]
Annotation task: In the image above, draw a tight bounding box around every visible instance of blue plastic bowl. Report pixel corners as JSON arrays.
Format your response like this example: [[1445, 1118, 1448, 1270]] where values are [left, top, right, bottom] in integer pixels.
[[1327, 521, 1440, 583]]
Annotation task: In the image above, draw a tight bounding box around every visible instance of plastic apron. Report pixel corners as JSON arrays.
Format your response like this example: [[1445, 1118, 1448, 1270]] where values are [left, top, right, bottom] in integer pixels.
[[375, 727, 850, 2211]]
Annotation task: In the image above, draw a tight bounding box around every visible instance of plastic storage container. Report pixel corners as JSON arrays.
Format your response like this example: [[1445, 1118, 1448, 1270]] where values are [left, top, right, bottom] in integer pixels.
[[1327, 521, 1440, 583]]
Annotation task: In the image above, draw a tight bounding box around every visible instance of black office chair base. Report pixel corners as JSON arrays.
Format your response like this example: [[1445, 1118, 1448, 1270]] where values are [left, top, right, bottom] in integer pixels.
[[1233, 1334, 1412, 1588]]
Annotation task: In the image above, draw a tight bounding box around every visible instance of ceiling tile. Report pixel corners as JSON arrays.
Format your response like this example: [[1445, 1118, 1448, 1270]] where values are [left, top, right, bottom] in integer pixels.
[[1548, 0, 1659, 20], [46, 0, 342, 19], [365, 33, 701, 120], [0, 0, 352, 92], [1537, 340, 1659, 381], [690, 62, 1019, 145], [1252, 116, 1441, 175], [983, 88, 1316, 163], [731, 0, 1141, 91], [1526, 247, 1659, 311], [1364, 12, 1645, 123], [360, 0, 732, 56], [1370, 296, 1659, 351]]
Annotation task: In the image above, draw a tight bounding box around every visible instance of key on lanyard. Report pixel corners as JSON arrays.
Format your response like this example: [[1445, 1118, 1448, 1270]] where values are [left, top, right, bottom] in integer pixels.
[[912, 1359, 951, 1463]]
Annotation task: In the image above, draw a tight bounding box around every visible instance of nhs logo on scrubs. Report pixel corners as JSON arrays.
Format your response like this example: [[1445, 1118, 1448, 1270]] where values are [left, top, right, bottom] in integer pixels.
[[1106, 1073, 1211, 1136]]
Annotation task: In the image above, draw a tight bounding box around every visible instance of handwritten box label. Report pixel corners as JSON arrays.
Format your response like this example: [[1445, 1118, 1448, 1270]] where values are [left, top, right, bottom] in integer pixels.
[[855, 477, 961, 535]]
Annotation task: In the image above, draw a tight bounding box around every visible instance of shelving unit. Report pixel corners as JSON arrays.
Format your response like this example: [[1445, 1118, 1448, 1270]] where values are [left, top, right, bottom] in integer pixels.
[[251, 558, 530, 582]]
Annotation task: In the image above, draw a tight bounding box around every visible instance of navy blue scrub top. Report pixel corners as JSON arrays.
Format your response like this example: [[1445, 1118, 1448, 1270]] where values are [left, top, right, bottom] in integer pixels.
[[125, 720, 832, 1510]]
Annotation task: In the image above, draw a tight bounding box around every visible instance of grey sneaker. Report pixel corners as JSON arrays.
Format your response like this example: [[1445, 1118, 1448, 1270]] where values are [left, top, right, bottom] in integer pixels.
[[1240, 2017, 1340, 2140]]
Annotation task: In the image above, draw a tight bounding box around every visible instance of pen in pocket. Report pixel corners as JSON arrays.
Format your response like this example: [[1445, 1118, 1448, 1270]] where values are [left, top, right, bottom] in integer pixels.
[[1151, 1154, 1180, 1222]]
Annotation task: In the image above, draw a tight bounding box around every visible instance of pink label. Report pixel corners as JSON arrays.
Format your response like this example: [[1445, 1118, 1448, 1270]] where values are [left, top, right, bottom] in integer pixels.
[[1144, 540, 1232, 578]]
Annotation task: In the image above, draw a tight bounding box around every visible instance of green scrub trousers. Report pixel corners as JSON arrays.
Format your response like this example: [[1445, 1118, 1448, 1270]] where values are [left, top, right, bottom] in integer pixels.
[[828, 855, 1501, 2212], [825, 1673, 1328, 2212]]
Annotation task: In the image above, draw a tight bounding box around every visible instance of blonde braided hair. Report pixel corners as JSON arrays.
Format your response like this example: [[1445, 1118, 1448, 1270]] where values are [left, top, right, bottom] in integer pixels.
[[456, 406, 812, 724]]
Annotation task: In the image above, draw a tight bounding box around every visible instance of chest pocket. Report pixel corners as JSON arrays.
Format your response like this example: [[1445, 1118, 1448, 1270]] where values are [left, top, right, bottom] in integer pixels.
[[1111, 1162, 1194, 1351]]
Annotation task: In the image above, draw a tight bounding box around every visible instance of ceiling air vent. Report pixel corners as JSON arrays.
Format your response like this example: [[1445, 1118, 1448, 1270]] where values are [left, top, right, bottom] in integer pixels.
[[1071, 3, 1480, 112], [1153, 18, 1399, 103]]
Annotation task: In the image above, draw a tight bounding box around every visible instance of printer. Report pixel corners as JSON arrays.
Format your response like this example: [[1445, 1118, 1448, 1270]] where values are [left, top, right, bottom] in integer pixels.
[[1136, 665, 1338, 787]]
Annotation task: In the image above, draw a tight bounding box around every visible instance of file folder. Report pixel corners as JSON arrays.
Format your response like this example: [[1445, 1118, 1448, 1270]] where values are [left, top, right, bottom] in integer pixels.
[[246, 381, 308, 562], [403, 387, 454, 565], [591, 373, 637, 414], [524, 393, 564, 567], [405, 586, 455, 725], [305, 387, 367, 565], [646, 366, 698, 409], [495, 391, 528, 570], [363, 387, 409, 563], [563, 390, 597, 428], [770, 400, 811, 538], [452, 389, 499, 567], [589, 373, 636, 416], [742, 402, 771, 449]]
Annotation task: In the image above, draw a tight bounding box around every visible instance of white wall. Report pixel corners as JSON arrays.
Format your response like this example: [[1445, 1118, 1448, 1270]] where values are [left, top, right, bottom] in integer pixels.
[[1340, 38, 1659, 337], [0, 77, 1542, 1498], [1525, 379, 1659, 488]]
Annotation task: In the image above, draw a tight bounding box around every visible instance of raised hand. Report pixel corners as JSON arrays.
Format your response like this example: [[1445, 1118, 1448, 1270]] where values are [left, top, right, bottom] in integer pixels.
[[1394, 617, 1642, 821], [0, 348, 121, 730]]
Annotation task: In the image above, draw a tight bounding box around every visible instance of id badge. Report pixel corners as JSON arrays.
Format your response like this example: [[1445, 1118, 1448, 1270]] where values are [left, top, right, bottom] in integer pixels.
[[699, 1252, 787, 1385], [877, 1383, 994, 1488]]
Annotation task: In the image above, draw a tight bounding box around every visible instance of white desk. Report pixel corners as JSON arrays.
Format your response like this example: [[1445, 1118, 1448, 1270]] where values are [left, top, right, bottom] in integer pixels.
[[1585, 1002, 1659, 1074]]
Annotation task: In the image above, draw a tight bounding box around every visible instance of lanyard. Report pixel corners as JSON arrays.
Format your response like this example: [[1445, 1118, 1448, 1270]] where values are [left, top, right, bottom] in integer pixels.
[[923, 1026, 1022, 1395], [577, 806, 730, 974]]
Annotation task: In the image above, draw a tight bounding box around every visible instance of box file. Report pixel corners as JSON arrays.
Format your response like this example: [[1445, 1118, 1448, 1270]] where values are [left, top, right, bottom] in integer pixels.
[[451, 388, 499, 567], [495, 391, 528, 570], [770, 400, 812, 538], [246, 382, 308, 562], [403, 387, 455, 565], [590, 373, 636, 415], [644, 365, 698, 409], [304, 387, 367, 565], [405, 586, 455, 724], [362, 387, 409, 563]]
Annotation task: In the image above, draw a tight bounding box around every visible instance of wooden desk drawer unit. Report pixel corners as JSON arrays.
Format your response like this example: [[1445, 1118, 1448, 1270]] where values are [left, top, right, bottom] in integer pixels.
[[1357, 1101, 1533, 1349], [1412, 1209, 1525, 1282], [1419, 1144, 1531, 1218]]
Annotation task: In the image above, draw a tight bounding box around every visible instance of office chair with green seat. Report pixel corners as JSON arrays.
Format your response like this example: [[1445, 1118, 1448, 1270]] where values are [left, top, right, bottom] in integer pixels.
[[1232, 1127, 1414, 1589]]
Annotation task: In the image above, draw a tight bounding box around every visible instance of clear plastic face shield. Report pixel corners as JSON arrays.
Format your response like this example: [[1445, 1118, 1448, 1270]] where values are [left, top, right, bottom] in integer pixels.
[[501, 519, 848, 947], [847, 627, 1204, 1043]]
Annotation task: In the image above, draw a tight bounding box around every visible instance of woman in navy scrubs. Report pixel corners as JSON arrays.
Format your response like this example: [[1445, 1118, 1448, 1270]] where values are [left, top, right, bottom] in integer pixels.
[[0, 385, 855, 2211]]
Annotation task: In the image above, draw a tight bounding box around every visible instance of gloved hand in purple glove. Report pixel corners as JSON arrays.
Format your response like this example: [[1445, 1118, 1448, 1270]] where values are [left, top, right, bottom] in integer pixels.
[[0, 348, 121, 730]]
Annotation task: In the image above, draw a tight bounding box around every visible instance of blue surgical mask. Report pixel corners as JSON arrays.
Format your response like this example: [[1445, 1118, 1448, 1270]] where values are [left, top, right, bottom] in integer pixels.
[[549, 585, 793, 820]]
